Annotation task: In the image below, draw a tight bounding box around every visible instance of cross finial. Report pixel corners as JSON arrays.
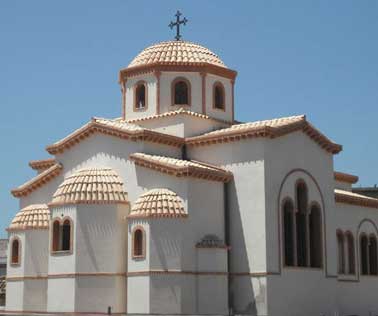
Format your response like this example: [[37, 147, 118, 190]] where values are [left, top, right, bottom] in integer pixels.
[[169, 10, 188, 41]]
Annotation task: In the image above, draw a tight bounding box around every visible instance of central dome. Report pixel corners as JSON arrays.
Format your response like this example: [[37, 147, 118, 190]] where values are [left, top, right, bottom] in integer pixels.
[[128, 40, 226, 68]]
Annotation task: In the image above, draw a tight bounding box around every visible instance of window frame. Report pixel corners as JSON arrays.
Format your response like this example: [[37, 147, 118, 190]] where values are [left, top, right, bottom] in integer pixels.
[[171, 77, 191, 107], [133, 81, 148, 112], [50, 217, 74, 255], [212, 81, 226, 111], [10, 236, 21, 266], [132, 226, 146, 260]]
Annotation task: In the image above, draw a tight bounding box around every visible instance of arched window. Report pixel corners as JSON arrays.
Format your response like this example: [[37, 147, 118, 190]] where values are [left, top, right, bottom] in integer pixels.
[[360, 234, 369, 275], [309, 204, 322, 268], [346, 232, 355, 275], [51, 218, 73, 253], [172, 78, 190, 106], [52, 220, 60, 252], [369, 235, 378, 275], [132, 227, 145, 259], [134, 82, 147, 110], [11, 238, 20, 265], [213, 82, 225, 110], [296, 181, 308, 267], [283, 199, 295, 266], [337, 231, 345, 274], [62, 220, 71, 251]]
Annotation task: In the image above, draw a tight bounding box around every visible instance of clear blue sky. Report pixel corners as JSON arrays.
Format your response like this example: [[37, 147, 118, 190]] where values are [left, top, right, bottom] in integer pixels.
[[0, 1, 377, 238]]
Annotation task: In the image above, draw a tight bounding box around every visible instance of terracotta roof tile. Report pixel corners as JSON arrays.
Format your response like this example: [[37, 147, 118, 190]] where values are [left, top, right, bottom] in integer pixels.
[[128, 188, 187, 218], [11, 164, 63, 198], [130, 153, 233, 182], [335, 189, 378, 208], [46, 117, 184, 155], [334, 171, 359, 184], [50, 168, 128, 206], [186, 115, 342, 154], [29, 158, 56, 171], [8, 204, 50, 231], [125, 108, 233, 125], [128, 41, 226, 68]]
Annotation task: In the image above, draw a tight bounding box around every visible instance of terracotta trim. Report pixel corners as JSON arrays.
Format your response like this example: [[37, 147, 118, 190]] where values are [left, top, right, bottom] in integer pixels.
[[155, 71, 161, 115], [186, 117, 342, 155], [121, 78, 127, 120], [212, 81, 226, 111], [2, 311, 125, 315], [334, 171, 359, 184], [127, 270, 228, 276], [131, 225, 146, 260], [28, 158, 56, 171], [133, 80, 148, 112], [200, 72, 207, 114], [119, 63, 238, 81], [11, 163, 62, 198], [171, 76, 191, 107], [129, 153, 233, 183], [335, 190, 378, 208], [46, 119, 185, 155], [231, 79, 235, 123]]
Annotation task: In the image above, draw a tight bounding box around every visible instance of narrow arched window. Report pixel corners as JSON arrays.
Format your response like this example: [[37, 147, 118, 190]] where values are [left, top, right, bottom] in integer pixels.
[[337, 231, 345, 274], [360, 234, 369, 275], [296, 181, 308, 267], [346, 232, 355, 274], [134, 82, 147, 110], [52, 220, 60, 252], [283, 199, 295, 266], [62, 220, 71, 251], [133, 228, 144, 258], [172, 78, 190, 106], [309, 205, 322, 268], [369, 235, 378, 275], [213, 82, 225, 110], [11, 238, 20, 265]]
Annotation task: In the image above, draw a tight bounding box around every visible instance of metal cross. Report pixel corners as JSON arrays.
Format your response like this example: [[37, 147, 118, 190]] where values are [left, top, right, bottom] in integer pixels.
[[169, 11, 188, 41]]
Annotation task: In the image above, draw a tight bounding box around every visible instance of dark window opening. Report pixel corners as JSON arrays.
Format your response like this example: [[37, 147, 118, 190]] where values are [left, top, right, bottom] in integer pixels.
[[135, 83, 146, 109], [360, 235, 369, 275], [174, 81, 189, 105], [133, 229, 144, 257], [337, 231, 345, 274], [309, 205, 322, 268], [11, 239, 20, 265], [283, 200, 295, 266], [62, 220, 71, 251], [346, 233, 355, 274], [369, 235, 378, 275], [214, 84, 225, 109]]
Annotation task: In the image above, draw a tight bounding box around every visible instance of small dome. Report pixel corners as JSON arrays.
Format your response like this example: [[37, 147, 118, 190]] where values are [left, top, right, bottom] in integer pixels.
[[128, 188, 187, 219], [128, 41, 226, 68], [8, 204, 50, 231], [50, 168, 128, 206]]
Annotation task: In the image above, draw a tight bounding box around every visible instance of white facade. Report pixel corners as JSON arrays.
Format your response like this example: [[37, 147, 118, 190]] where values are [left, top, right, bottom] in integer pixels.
[[4, 39, 378, 316]]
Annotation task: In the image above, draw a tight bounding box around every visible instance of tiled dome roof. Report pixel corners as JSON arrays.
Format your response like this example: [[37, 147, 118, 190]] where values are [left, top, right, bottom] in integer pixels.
[[8, 204, 50, 231], [128, 41, 226, 68], [128, 188, 187, 219], [50, 168, 128, 206]]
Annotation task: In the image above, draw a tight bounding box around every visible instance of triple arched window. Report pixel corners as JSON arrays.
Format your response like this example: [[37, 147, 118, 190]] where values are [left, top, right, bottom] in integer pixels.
[[282, 181, 323, 268], [134, 81, 147, 110], [10, 237, 21, 265], [172, 78, 191, 106], [360, 233, 378, 276], [52, 218, 73, 253], [336, 230, 355, 275], [132, 226, 145, 259]]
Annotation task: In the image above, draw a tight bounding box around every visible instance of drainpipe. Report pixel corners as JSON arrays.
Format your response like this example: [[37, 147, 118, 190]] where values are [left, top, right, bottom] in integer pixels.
[[224, 182, 233, 316]]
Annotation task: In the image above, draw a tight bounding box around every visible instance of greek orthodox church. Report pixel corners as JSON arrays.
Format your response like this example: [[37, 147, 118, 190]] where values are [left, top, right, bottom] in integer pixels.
[[4, 18, 378, 316]]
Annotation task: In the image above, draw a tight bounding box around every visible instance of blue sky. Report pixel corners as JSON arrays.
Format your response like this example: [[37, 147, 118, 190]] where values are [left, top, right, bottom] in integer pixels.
[[0, 1, 377, 237]]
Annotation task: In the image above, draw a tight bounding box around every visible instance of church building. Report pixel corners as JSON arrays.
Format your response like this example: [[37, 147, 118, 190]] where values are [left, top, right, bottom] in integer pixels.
[[4, 13, 378, 316]]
